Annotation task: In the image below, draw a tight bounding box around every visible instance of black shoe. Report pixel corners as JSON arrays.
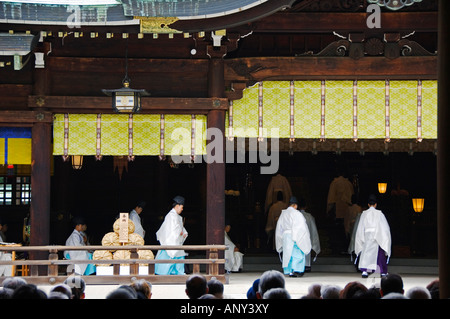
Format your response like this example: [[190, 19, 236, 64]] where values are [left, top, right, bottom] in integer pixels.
[[289, 271, 304, 277]]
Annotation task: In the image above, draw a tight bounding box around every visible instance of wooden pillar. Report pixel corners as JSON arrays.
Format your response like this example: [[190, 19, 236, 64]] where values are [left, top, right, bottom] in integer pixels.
[[438, 0, 450, 299], [29, 43, 51, 275], [30, 121, 51, 275], [206, 45, 226, 259]]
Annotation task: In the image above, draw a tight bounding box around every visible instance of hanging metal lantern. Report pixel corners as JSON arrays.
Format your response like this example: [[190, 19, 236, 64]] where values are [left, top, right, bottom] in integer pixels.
[[412, 198, 425, 213], [102, 80, 149, 113], [102, 41, 149, 113], [378, 182, 387, 194], [71, 155, 83, 170]]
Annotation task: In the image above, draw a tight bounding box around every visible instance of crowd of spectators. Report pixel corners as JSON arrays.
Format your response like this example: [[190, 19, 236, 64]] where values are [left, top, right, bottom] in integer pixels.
[[0, 270, 441, 299]]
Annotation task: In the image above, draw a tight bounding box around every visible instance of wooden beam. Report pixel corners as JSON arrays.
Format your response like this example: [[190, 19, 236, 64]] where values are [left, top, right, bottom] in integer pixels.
[[250, 12, 438, 33], [225, 56, 437, 82], [48, 57, 208, 74], [27, 96, 228, 114], [0, 110, 52, 124]]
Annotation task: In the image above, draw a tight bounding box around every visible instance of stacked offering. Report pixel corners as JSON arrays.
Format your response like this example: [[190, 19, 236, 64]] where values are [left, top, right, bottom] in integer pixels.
[[93, 217, 154, 268]]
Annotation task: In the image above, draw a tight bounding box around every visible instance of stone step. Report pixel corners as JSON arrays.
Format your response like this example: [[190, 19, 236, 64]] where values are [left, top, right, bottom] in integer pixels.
[[241, 254, 438, 275]]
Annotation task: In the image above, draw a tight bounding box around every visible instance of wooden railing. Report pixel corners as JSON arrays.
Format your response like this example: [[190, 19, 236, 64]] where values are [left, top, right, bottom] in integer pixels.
[[0, 244, 228, 285]]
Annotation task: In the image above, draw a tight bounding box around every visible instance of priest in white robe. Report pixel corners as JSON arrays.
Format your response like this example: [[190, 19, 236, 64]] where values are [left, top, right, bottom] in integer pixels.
[[355, 194, 391, 278], [275, 196, 311, 277], [298, 199, 321, 271], [224, 223, 244, 273], [129, 201, 146, 239], [155, 196, 188, 275], [0, 220, 12, 277], [64, 216, 96, 275]]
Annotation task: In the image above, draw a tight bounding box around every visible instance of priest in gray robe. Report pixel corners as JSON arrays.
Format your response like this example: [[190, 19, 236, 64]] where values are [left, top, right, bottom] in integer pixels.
[[298, 198, 321, 271]]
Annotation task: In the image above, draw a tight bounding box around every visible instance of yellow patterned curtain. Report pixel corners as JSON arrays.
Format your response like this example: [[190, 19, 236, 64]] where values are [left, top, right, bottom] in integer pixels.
[[227, 80, 437, 140], [53, 114, 207, 156]]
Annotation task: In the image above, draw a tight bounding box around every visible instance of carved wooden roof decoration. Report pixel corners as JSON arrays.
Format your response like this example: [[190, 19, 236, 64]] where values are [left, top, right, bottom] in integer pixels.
[[0, 0, 439, 124]]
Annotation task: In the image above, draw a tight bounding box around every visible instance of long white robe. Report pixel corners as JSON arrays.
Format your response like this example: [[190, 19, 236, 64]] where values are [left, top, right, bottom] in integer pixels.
[[155, 209, 188, 258], [300, 210, 321, 267], [275, 206, 311, 268], [0, 251, 12, 277], [64, 229, 90, 275], [224, 232, 244, 272], [129, 209, 145, 239], [354, 207, 391, 271]]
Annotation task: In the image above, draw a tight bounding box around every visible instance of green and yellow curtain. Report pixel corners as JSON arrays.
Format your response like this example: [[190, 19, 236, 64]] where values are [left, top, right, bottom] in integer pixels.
[[53, 114, 207, 157], [52, 80, 437, 157], [227, 80, 437, 140]]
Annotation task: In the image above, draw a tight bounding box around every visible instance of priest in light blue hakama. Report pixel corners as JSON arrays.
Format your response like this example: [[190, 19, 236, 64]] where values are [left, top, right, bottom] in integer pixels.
[[64, 216, 96, 276], [275, 196, 311, 277], [155, 196, 188, 275]]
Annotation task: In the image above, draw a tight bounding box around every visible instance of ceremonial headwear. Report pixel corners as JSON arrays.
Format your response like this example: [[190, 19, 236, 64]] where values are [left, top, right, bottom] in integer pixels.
[[289, 196, 299, 205], [72, 216, 86, 227], [173, 196, 185, 205], [137, 201, 146, 209], [368, 194, 377, 205]]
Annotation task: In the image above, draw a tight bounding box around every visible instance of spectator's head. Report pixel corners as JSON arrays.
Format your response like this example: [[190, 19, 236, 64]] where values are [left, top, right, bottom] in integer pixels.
[[0, 287, 13, 299], [307, 283, 321, 298], [64, 275, 86, 299], [247, 278, 260, 299], [207, 278, 224, 299], [340, 281, 368, 299], [48, 291, 70, 299], [2, 277, 27, 291], [263, 287, 291, 299], [106, 287, 136, 299], [257, 270, 285, 299], [406, 286, 431, 299], [50, 284, 73, 299], [380, 273, 404, 297], [11, 284, 47, 299], [320, 285, 342, 299], [185, 274, 208, 299], [130, 279, 152, 299], [426, 279, 439, 299], [381, 292, 408, 299]]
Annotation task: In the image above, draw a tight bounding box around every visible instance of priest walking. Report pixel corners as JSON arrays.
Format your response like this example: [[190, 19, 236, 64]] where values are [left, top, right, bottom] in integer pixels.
[[155, 196, 188, 275], [355, 194, 391, 278], [275, 196, 311, 277]]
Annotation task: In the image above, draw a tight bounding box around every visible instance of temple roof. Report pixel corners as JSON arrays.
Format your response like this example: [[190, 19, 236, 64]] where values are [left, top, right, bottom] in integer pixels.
[[0, 0, 272, 23]]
